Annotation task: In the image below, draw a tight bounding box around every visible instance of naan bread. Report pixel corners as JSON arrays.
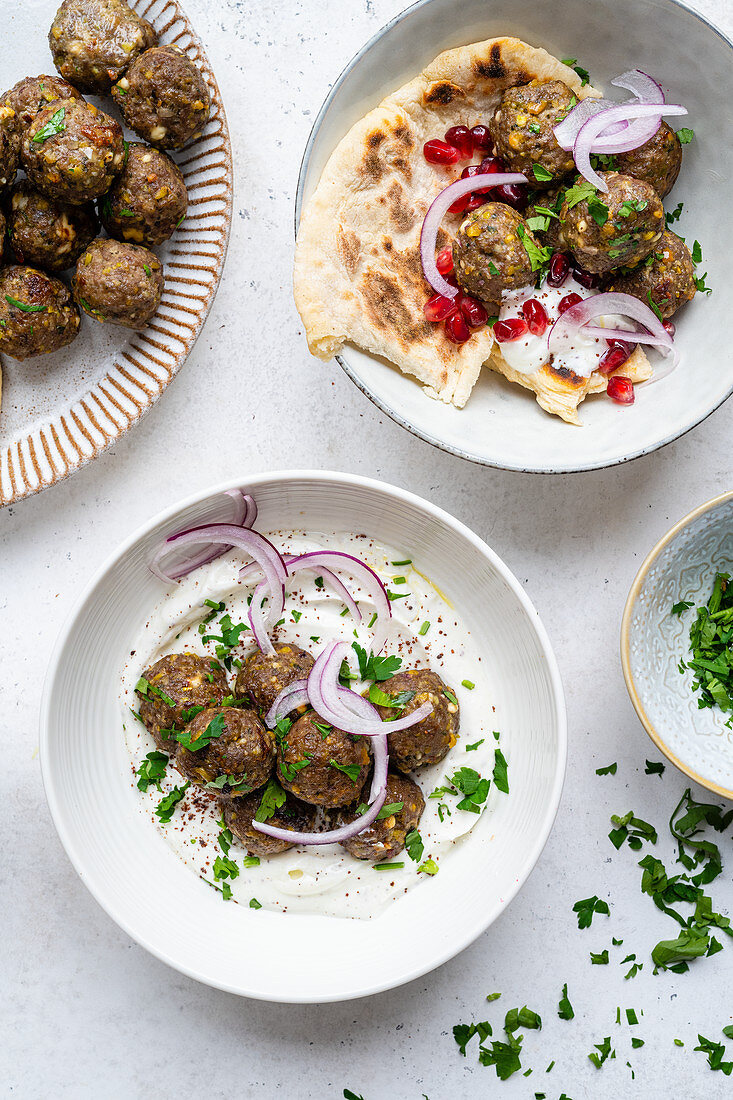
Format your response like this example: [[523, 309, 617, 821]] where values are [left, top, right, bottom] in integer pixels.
[[295, 35, 649, 421]]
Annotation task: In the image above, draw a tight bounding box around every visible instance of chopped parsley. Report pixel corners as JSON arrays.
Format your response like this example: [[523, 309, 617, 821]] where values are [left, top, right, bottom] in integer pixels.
[[249, 897, 262, 909], [175, 712, 227, 751], [201, 612, 249, 669], [351, 641, 401, 681], [31, 106, 65, 143], [561, 58, 590, 85], [665, 202, 684, 225], [677, 127, 694, 144], [376, 801, 403, 820], [368, 684, 415, 710], [590, 949, 609, 965], [493, 747, 509, 793], [404, 828, 424, 862], [609, 811, 658, 851], [588, 1036, 614, 1069], [466, 738, 484, 752], [671, 599, 693, 616], [558, 983, 574, 1020], [694, 1034, 732, 1075], [678, 573, 733, 719], [691, 239, 703, 264], [204, 773, 251, 794], [136, 750, 169, 792], [532, 163, 554, 182], [645, 760, 665, 776], [516, 223, 552, 273], [562, 178, 609, 226], [596, 762, 618, 776], [329, 759, 362, 783], [449, 767, 491, 813], [213, 853, 239, 884], [154, 781, 190, 823], [618, 199, 648, 217], [280, 753, 312, 782], [135, 675, 175, 708], [572, 895, 610, 929], [254, 778, 287, 822]]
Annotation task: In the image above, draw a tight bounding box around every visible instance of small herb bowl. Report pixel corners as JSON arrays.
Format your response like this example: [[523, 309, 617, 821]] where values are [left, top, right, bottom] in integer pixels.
[[621, 492, 733, 800]]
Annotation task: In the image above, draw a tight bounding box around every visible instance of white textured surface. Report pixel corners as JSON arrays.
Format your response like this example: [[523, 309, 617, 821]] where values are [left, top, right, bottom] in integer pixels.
[[1, 0, 733, 1096]]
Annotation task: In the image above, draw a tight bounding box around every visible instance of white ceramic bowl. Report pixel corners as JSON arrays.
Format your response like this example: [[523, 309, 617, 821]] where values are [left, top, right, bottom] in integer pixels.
[[622, 491, 733, 800], [41, 471, 566, 1002], [296, 0, 733, 473]]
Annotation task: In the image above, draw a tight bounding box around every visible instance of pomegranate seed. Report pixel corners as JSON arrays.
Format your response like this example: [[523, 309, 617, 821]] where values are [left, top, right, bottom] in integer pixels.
[[557, 292, 583, 315], [606, 338, 633, 361], [572, 264, 601, 289], [479, 155, 507, 174], [663, 319, 676, 337], [444, 271, 459, 288], [522, 298, 549, 336], [436, 246, 454, 275], [607, 375, 635, 404], [458, 294, 488, 328], [445, 125, 473, 159], [449, 192, 470, 214], [423, 139, 461, 165], [598, 347, 628, 374], [445, 310, 471, 343], [423, 293, 458, 323], [470, 124, 493, 151], [461, 164, 482, 179], [465, 193, 488, 212], [547, 252, 572, 288], [492, 182, 528, 211], [493, 317, 528, 342]]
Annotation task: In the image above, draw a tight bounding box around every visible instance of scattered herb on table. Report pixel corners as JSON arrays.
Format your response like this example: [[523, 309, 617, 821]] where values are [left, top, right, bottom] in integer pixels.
[[573, 895, 610, 929], [558, 983, 574, 1020], [596, 762, 617, 776]]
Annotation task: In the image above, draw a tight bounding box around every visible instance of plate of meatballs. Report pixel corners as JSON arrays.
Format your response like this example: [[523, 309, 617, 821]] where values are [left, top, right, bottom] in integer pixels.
[[294, 0, 732, 472], [40, 471, 566, 1000], [0, 0, 232, 505]]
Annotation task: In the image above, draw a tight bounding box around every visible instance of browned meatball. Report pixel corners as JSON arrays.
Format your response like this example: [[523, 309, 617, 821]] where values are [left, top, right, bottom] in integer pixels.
[[614, 122, 682, 199], [0, 75, 82, 137], [0, 116, 19, 191], [22, 98, 125, 205], [176, 706, 274, 798], [7, 180, 98, 272], [453, 202, 537, 304], [136, 652, 230, 753], [73, 238, 163, 328], [374, 669, 459, 773], [525, 188, 565, 250], [338, 772, 425, 862], [277, 712, 371, 808], [560, 171, 665, 274], [112, 46, 211, 150], [99, 142, 187, 247], [608, 230, 696, 319], [49, 0, 157, 94], [221, 787, 318, 857], [0, 266, 80, 361], [234, 643, 314, 715], [490, 80, 578, 187]]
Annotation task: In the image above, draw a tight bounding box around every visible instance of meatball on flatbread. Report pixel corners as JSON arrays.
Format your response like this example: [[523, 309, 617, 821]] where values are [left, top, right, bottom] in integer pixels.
[[294, 36, 600, 409]]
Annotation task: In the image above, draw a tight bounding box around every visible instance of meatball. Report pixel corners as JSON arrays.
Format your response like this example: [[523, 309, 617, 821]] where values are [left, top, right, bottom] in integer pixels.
[[0, 265, 80, 361], [49, 0, 157, 94], [234, 643, 315, 716], [7, 180, 98, 272], [374, 669, 459, 773], [222, 788, 318, 857], [99, 142, 187, 247], [136, 652, 229, 753], [73, 238, 163, 328], [112, 45, 211, 150], [560, 171, 664, 274], [0, 116, 19, 191], [277, 712, 371, 808], [176, 706, 274, 798], [490, 80, 578, 187], [608, 230, 696, 319], [22, 98, 125, 205], [338, 772, 425, 862], [614, 122, 682, 199], [0, 75, 82, 137], [453, 202, 537, 304]]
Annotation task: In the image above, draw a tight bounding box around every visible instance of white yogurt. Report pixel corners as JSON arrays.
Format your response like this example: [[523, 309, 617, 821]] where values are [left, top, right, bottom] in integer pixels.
[[497, 276, 624, 378], [119, 531, 504, 920]]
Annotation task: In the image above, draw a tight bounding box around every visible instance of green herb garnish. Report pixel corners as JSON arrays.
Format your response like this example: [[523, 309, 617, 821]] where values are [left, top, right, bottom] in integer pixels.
[[136, 750, 168, 792], [175, 712, 227, 751], [596, 762, 617, 776], [5, 295, 46, 314], [677, 127, 694, 144], [558, 983, 574, 1020], [154, 781, 190, 823], [254, 778, 287, 822], [404, 828, 424, 862], [573, 894, 610, 929], [329, 759, 362, 783], [31, 106, 65, 143]]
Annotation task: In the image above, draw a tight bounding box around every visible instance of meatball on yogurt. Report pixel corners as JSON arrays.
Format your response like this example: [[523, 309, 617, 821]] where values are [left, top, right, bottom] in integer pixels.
[[0, 266, 80, 360], [100, 142, 187, 247], [221, 789, 318, 857], [277, 712, 371, 808], [112, 45, 211, 150], [136, 652, 229, 753], [453, 202, 538, 305], [22, 98, 125, 205], [609, 230, 696, 319], [176, 706, 275, 799], [374, 668, 459, 773], [73, 238, 163, 328], [235, 643, 315, 716], [560, 171, 664, 274], [49, 0, 157, 94], [490, 79, 578, 187], [7, 180, 98, 272], [338, 772, 425, 862]]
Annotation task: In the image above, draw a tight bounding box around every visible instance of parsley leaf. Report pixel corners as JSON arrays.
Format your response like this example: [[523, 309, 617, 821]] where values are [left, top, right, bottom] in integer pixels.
[[351, 641, 402, 681], [558, 983, 574, 1020], [31, 106, 65, 143], [596, 762, 617, 776], [665, 202, 684, 225], [677, 127, 694, 144], [175, 712, 227, 751], [136, 750, 168, 792], [493, 747, 509, 793], [645, 760, 665, 776], [329, 759, 362, 783], [404, 828, 424, 862], [516, 224, 551, 273], [154, 781, 189, 823], [254, 778, 287, 822], [572, 895, 610, 929], [532, 163, 554, 182]]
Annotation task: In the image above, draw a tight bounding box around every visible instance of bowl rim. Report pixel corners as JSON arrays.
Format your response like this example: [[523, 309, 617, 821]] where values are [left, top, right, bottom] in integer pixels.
[[40, 469, 568, 1001], [620, 489, 733, 800], [294, 0, 733, 475]]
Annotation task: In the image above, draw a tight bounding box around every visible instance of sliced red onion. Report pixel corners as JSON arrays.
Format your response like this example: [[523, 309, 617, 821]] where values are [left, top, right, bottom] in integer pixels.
[[554, 97, 613, 151], [610, 69, 665, 104], [252, 734, 389, 847], [248, 578, 278, 656], [289, 550, 392, 654], [286, 554, 362, 623], [420, 172, 527, 298], [575, 102, 687, 189], [548, 292, 678, 366], [265, 679, 310, 727], [150, 493, 257, 583], [581, 324, 673, 349]]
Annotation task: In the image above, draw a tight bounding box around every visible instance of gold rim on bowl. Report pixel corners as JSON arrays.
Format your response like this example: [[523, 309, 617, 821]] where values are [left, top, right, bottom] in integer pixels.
[[620, 489, 733, 801]]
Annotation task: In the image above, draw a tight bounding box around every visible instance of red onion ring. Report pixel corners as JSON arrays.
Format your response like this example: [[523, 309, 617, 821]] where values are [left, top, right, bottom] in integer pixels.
[[610, 69, 665, 104], [252, 733, 389, 847], [150, 492, 257, 582], [265, 679, 311, 727], [547, 291, 678, 366], [554, 97, 613, 151], [574, 103, 688, 189], [290, 551, 391, 654], [420, 172, 527, 298], [248, 578, 278, 655], [285, 554, 362, 623]]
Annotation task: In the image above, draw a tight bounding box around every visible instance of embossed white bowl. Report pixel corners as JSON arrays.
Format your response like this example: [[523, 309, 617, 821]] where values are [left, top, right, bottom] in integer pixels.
[[41, 471, 566, 1001], [621, 492, 733, 799]]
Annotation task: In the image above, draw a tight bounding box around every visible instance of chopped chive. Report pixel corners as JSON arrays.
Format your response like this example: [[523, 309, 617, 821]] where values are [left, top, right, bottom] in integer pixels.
[[392, 575, 407, 585], [374, 861, 404, 871], [418, 621, 430, 636], [391, 559, 412, 567], [461, 679, 475, 690], [368, 613, 377, 628]]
